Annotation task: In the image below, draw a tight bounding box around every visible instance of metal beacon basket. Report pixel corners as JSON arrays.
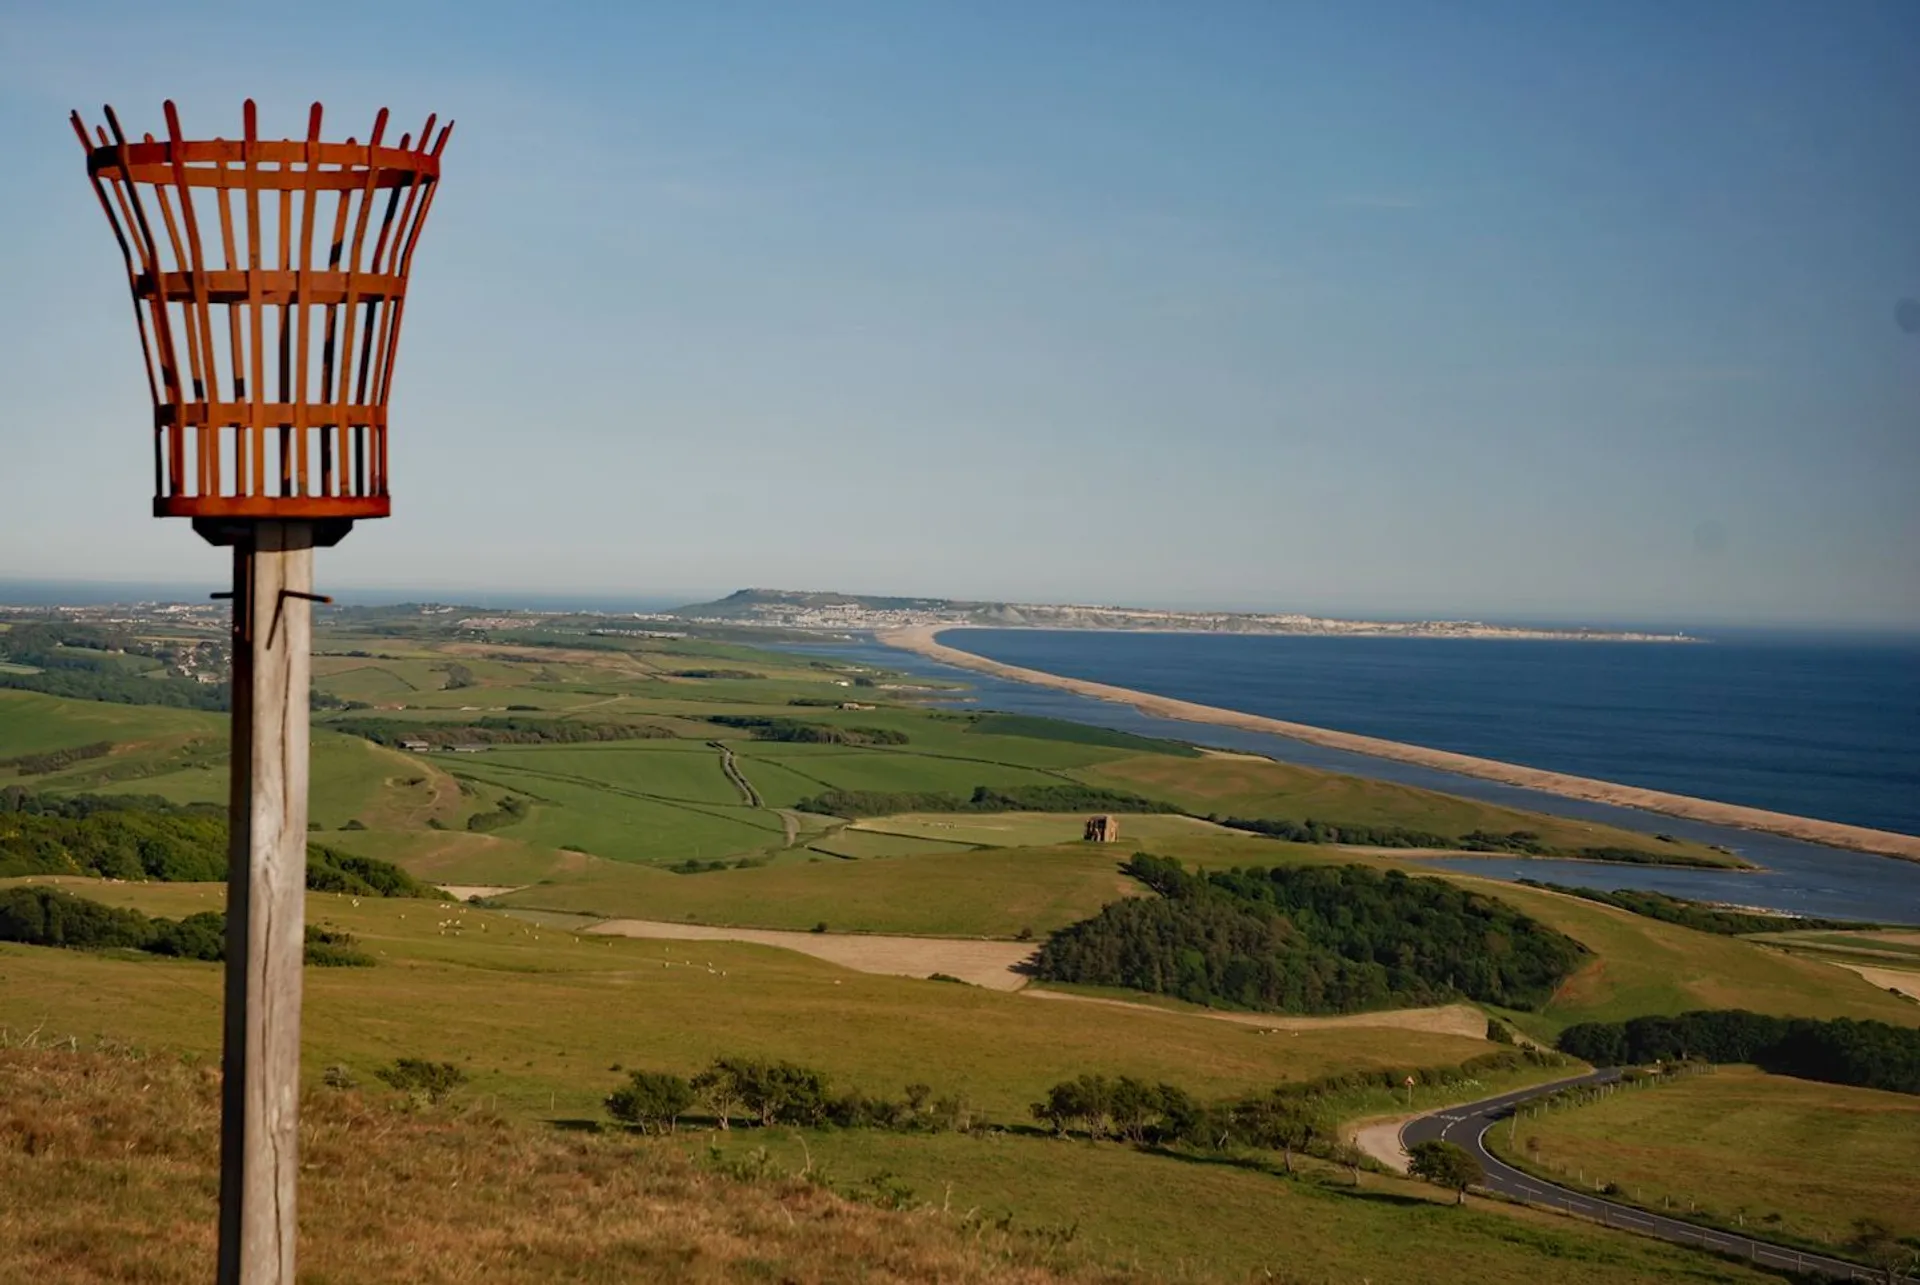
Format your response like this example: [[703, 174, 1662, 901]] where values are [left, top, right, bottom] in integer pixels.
[[72, 100, 452, 544]]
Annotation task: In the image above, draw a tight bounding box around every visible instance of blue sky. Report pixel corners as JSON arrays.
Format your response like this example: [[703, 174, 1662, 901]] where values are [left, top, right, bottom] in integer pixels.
[[2, 1, 1915, 626]]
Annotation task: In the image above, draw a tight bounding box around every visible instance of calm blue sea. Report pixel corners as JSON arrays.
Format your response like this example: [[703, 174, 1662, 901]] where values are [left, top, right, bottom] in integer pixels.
[[779, 632, 1920, 921], [952, 631, 1920, 838]]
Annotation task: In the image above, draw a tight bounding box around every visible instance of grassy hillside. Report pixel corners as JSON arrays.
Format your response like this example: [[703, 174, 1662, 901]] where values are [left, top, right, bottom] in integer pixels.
[[0, 895, 1788, 1285], [1462, 878, 1920, 1035], [497, 844, 1146, 937], [6, 619, 1909, 1282], [713, 1129, 1784, 1285], [0, 878, 1496, 1122], [1491, 1065, 1920, 1251], [0, 1045, 1115, 1285], [1076, 752, 1741, 866]]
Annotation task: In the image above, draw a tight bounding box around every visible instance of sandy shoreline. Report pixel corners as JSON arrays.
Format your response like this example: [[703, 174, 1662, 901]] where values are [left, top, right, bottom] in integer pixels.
[[878, 626, 1920, 865]]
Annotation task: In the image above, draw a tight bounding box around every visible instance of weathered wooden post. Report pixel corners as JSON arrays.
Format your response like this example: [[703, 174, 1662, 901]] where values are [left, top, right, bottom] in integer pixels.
[[72, 100, 452, 1283]]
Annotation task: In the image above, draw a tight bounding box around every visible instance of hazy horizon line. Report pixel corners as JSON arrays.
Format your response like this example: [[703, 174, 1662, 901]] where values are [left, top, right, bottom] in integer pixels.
[[3, 574, 1916, 638]]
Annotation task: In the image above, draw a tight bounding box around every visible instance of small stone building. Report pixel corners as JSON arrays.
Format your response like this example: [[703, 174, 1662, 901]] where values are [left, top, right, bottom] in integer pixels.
[[1084, 814, 1120, 843]]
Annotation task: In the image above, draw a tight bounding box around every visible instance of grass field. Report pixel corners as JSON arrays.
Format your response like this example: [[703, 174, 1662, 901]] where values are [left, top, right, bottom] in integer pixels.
[[318, 827, 582, 886], [1461, 878, 1920, 1034], [853, 811, 1236, 849], [1076, 752, 1741, 866], [0, 878, 1496, 1123], [1490, 1066, 1920, 1251], [0, 874, 1801, 1285], [497, 844, 1144, 937], [0, 1045, 1120, 1285], [709, 1128, 1783, 1285], [8, 611, 1918, 1283], [0, 689, 223, 759], [804, 829, 983, 860]]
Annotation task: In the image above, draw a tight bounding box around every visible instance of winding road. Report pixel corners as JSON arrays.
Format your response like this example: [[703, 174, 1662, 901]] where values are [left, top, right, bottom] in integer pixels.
[[1400, 1072, 1876, 1280]]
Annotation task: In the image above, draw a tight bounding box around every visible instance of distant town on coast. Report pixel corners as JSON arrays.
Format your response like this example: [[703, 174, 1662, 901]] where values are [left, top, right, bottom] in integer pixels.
[[658, 588, 1700, 642]]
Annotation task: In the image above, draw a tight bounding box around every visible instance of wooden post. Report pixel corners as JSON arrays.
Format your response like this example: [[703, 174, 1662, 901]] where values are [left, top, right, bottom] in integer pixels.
[[218, 520, 314, 1285]]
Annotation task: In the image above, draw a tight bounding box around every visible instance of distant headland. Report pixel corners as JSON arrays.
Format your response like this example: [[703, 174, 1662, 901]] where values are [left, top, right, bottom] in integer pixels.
[[667, 588, 1697, 643]]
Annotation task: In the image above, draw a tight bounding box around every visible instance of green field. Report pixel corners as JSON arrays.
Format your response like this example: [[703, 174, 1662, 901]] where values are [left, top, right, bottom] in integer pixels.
[[0, 875, 1803, 1284], [0, 689, 223, 758], [1076, 752, 1742, 866], [853, 811, 1235, 849], [1457, 878, 1919, 1035], [804, 828, 982, 860], [5, 613, 1914, 1283], [498, 844, 1143, 937], [1492, 1065, 1920, 1251], [708, 1127, 1783, 1285], [0, 877, 1494, 1122]]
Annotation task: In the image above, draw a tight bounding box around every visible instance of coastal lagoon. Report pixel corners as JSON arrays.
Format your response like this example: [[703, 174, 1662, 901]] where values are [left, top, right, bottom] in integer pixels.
[[950, 630, 1920, 837], [790, 635, 1920, 924]]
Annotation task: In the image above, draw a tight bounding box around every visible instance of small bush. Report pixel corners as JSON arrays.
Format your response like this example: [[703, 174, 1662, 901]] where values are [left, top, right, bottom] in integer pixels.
[[607, 1070, 696, 1133], [375, 1058, 467, 1104], [304, 926, 374, 968]]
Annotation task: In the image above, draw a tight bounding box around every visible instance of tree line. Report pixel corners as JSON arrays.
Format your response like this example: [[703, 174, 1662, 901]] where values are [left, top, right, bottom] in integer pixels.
[[331, 716, 673, 748], [597, 1046, 1550, 1206], [0, 885, 372, 967], [1216, 818, 1720, 867], [605, 1056, 979, 1135], [1033, 854, 1586, 1014], [1557, 1010, 1920, 1095], [707, 716, 909, 746], [794, 783, 1167, 819], [0, 740, 115, 776], [0, 790, 440, 898], [1516, 881, 1872, 935]]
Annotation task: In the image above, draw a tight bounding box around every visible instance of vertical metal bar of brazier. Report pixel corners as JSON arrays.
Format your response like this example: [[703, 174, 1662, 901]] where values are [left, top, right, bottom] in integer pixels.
[[219, 520, 314, 1285]]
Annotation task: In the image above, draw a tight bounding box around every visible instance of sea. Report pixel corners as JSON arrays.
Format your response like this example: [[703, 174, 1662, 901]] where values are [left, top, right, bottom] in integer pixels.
[[789, 630, 1920, 924]]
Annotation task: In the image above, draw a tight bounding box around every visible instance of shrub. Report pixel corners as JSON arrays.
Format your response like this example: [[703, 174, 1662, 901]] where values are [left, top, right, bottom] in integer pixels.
[[148, 912, 226, 961], [606, 1070, 696, 1133], [0, 886, 155, 951], [375, 1058, 467, 1104], [692, 1057, 832, 1129], [304, 926, 374, 968], [1408, 1140, 1482, 1203]]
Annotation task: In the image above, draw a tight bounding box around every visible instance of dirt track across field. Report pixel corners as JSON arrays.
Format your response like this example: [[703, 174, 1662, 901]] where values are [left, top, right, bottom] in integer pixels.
[[1833, 962, 1920, 1001], [583, 919, 1037, 990], [879, 626, 1920, 863], [438, 884, 525, 902]]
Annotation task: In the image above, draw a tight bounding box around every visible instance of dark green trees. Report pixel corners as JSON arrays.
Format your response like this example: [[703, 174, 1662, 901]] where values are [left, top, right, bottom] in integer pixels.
[[1034, 855, 1586, 1014], [607, 1071, 696, 1133], [1028, 1075, 1195, 1143], [1408, 1140, 1482, 1204]]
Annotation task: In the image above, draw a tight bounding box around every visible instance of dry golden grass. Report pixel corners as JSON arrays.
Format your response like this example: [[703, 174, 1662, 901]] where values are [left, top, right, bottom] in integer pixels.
[[0, 1043, 1121, 1285]]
